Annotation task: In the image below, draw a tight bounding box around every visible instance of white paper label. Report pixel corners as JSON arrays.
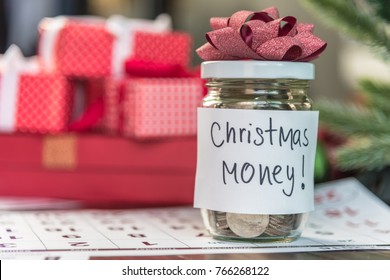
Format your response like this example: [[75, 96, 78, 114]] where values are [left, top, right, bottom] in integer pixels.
[[194, 108, 319, 214]]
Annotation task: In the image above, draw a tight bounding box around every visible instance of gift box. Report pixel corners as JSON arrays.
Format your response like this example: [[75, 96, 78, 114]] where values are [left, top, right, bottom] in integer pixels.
[[0, 133, 197, 207], [0, 45, 73, 134], [130, 31, 192, 67], [38, 15, 173, 78], [104, 77, 204, 139]]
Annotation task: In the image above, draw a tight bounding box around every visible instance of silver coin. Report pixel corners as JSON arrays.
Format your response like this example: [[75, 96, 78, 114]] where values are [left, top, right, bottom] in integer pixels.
[[226, 213, 269, 238], [215, 211, 229, 230], [264, 215, 294, 236]]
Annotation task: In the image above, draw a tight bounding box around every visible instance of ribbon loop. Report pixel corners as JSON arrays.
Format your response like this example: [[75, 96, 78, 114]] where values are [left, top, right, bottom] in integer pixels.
[[229, 10, 257, 29], [261, 6, 280, 19], [210, 17, 229, 30]]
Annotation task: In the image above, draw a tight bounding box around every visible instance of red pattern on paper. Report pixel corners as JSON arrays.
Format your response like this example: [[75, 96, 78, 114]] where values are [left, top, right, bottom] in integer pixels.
[[132, 32, 192, 67], [344, 206, 359, 216], [104, 78, 204, 139], [346, 221, 360, 228], [55, 21, 114, 78], [125, 78, 203, 138], [364, 219, 378, 227], [15, 73, 73, 134], [324, 208, 342, 218], [314, 193, 324, 205]]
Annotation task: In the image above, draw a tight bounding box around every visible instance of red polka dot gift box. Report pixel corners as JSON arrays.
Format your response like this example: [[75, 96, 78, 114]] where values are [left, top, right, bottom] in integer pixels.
[[103, 77, 204, 140], [130, 31, 192, 68], [37, 15, 172, 79], [0, 45, 73, 134]]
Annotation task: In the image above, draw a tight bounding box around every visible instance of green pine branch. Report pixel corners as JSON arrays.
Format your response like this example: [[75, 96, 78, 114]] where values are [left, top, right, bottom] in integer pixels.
[[366, 0, 390, 23], [315, 100, 390, 136], [359, 79, 390, 113], [300, 0, 390, 60], [300, 0, 390, 173], [336, 135, 390, 171], [316, 79, 390, 172]]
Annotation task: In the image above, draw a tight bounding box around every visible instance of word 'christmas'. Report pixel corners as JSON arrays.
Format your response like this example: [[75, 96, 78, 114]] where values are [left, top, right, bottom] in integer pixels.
[[210, 117, 309, 151]]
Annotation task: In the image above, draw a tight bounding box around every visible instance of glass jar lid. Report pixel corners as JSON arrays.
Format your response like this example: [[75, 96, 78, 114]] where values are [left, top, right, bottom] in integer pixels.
[[201, 61, 315, 80]]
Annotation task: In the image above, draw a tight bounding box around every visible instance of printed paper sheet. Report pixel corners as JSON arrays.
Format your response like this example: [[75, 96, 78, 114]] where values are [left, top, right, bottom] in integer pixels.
[[0, 178, 389, 259]]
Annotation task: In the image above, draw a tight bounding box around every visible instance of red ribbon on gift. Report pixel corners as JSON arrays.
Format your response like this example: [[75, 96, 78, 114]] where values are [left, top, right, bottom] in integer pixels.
[[197, 7, 327, 61], [124, 59, 197, 78], [68, 96, 105, 132]]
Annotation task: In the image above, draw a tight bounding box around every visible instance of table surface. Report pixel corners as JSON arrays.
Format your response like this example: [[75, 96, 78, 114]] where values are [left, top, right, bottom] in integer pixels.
[[90, 250, 390, 260]]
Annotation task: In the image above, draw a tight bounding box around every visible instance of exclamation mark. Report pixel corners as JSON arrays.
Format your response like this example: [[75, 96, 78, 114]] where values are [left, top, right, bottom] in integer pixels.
[[301, 154, 305, 190]]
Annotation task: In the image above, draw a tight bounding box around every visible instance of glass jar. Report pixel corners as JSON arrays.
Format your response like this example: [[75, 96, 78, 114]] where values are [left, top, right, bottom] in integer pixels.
[[198, 61, 315, 242]]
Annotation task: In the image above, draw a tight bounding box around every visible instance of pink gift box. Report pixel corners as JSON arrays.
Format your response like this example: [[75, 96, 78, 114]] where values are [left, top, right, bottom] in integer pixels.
[[104, 77, 204, 139], [0, 72, 73, 134]]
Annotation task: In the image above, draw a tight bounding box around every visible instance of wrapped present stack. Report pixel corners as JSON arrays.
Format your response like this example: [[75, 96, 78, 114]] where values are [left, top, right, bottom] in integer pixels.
[[0, 14, 205, 207]]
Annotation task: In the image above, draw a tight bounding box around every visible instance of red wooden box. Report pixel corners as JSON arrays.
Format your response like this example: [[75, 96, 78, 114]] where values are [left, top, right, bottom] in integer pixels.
[[0, 133, 196, 207]]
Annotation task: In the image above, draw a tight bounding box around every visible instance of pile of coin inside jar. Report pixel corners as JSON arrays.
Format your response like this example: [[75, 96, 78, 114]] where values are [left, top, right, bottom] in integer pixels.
[[202, 210, 305, 241]]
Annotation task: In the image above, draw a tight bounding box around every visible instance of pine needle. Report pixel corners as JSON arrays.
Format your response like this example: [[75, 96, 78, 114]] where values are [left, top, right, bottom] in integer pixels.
[[300, 0, 390, 173], [315, 100, 390, 136], [366, 0, 390, 23], [336, 135, 390, 171], [300, 0, 390, 60], [359, 79, 390, 113]]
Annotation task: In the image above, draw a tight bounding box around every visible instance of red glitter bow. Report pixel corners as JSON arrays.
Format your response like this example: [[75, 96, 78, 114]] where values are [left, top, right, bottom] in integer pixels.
[[196, 7, 327, 62]]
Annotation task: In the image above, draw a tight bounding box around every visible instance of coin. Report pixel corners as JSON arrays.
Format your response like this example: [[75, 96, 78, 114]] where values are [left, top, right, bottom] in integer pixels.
[[226, 213, 269, 238], [215, 211, 229, 230], [264, 215, 294, 236]]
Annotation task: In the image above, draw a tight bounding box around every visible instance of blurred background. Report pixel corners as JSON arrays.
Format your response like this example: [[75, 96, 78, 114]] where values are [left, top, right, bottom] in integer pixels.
[[2, 0, 389, 103]]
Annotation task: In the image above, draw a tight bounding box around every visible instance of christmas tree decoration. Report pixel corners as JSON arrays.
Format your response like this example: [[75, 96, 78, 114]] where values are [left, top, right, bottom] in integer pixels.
[[300, 0, 390, 203], [300, 0, 390, 172], [300, 0, 390, 61]]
